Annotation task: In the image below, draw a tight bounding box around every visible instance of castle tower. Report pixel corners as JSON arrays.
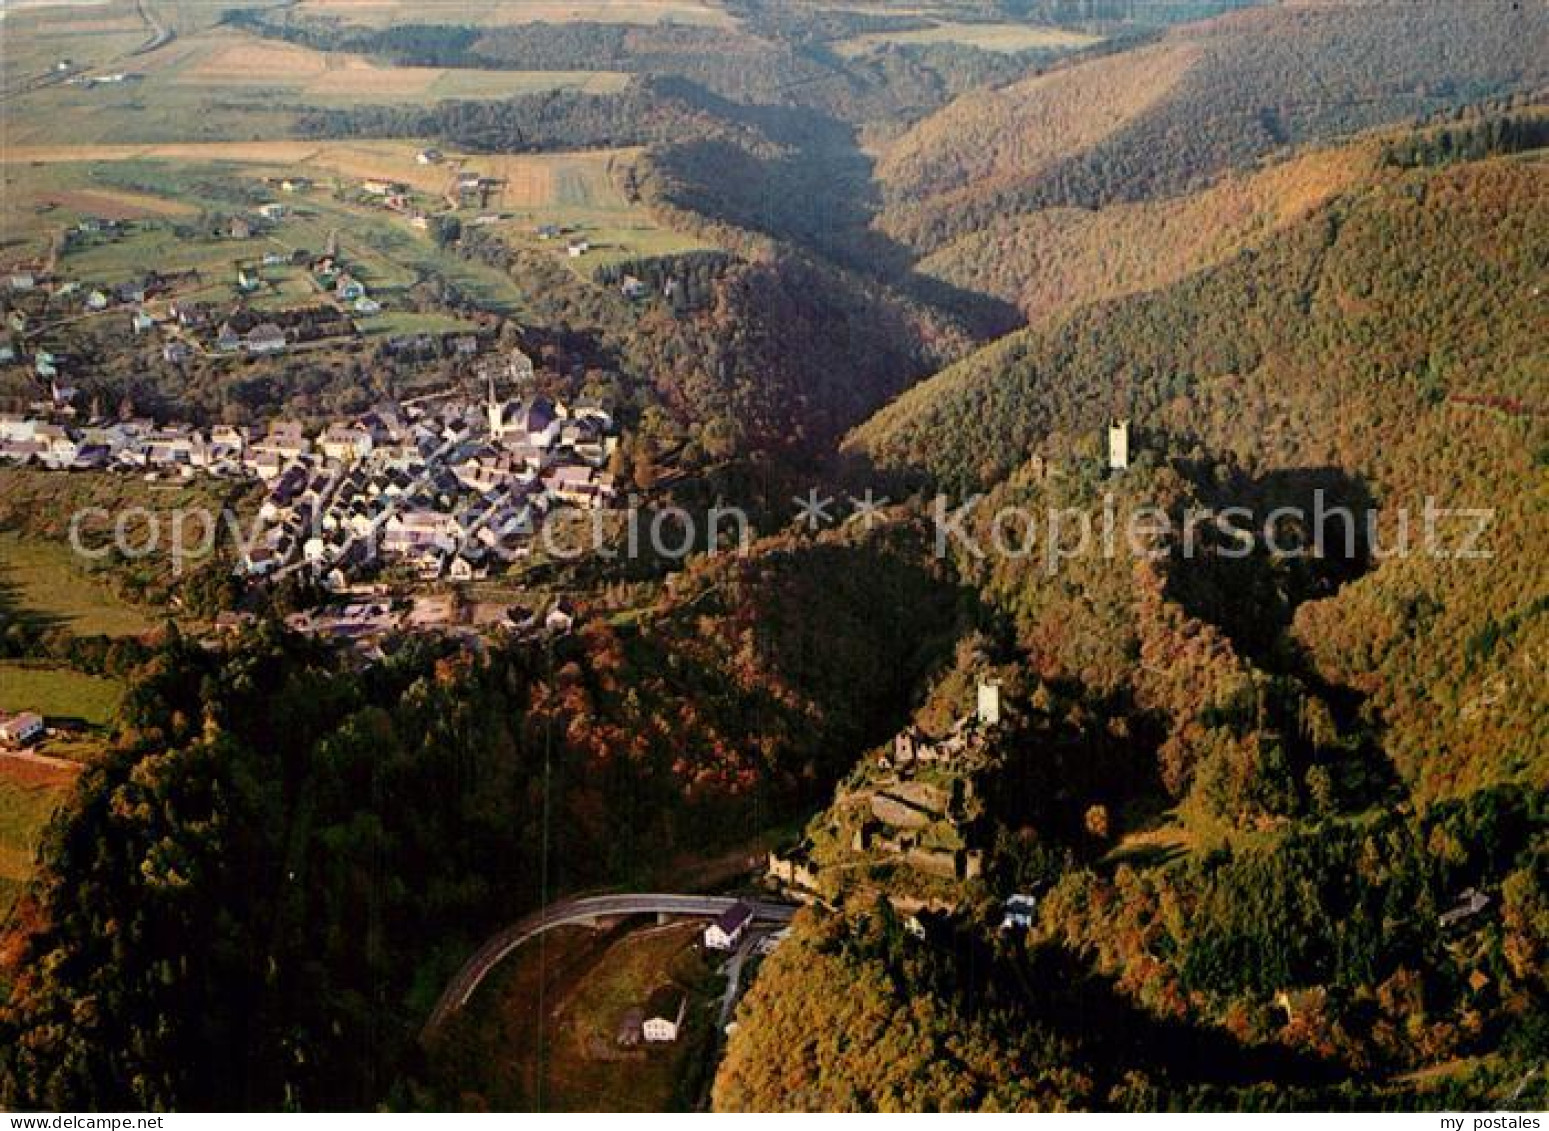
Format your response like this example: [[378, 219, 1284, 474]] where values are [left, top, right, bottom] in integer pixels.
[[976, 680, 1002, 727], [1108, 418, 1130, 472]]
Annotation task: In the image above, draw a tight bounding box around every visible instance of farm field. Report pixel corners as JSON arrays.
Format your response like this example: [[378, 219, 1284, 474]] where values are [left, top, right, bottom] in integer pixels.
[[291, 0, 737, 28], [2, 26, 631, 146], [0, 755, 76, 923], [2, 143, 713, 298], [2, 140, 645, 201], [832, 21, 1101, 57], [0, 0, 150, 96], [0, 532, 156, 639]]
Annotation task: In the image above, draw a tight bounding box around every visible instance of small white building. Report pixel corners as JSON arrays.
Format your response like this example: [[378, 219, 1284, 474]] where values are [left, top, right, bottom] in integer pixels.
[[643, 988, 686, 1043], [0, 712, 46, 748], [1108, 418, 1130, 472], [1000, 893, 1039, 931], [704, 901, 753, 951], [976, 680, 1001, 727]]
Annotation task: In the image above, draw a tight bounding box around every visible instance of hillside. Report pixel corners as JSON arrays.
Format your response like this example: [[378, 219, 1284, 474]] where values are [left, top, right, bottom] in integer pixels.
[[853, 153, 1549, 800], [878, 0, 1549, 251], [723, 156, 1548, 1107], [914, 141, 1381, 323], [0, 517, 975, 1110]]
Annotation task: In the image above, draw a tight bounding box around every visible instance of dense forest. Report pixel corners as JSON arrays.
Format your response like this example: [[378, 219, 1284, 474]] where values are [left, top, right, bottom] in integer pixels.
[[877, 2, 1549, 250], [0, 519, 973, 1109], [233, 9, 1036, 126], [713, 139, 1547, 1111], [855, 154, 1549, 799], [722, 784, 1547, 1110]]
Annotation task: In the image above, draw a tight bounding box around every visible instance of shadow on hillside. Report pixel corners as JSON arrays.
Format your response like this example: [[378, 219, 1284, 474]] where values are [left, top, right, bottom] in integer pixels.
[[1164, 460, 1403, 810], [1165, 463, 1377, 667], [1022, 943, 1347, 1098], [649, 82, 1024, 339], [0, 571, 71, 641]]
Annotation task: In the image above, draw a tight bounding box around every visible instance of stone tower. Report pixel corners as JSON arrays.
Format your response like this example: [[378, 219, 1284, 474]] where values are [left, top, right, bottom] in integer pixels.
[[976, 680, 1002, 727], [1108, 418, 1130, 472]]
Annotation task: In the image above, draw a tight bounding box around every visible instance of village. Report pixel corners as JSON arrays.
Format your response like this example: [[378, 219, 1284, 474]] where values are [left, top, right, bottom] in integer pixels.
[[0, 345, 621, 588]]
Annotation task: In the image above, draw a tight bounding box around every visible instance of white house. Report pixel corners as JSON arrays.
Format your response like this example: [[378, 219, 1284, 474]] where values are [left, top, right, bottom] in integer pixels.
[[703, 901, 753, 951], [0, 712, 46, 747], [320, 423, 374, 463], [1000, 894, 1039, 931], [643, 988, 686, 1043]]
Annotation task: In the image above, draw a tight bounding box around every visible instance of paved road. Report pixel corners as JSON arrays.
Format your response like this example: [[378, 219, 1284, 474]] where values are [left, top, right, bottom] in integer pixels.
[[130, 0, 174, 56], [715, 929, 761, 1033], [422, 893, 796, 1039]]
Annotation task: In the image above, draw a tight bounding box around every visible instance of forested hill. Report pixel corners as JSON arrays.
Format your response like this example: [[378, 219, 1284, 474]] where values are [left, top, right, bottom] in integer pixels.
[[0, 520, 974, 1110], [716, 146, 1548, 1117], [877, 0, 1549, 251], [853, 149, 1548, 799]]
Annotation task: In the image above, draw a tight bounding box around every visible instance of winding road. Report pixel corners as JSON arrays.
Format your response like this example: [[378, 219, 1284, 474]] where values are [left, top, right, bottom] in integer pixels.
[[422, 893, 796, 1040]]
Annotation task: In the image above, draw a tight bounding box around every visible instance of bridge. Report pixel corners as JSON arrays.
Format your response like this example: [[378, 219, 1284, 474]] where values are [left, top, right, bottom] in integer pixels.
[[422, 893, 797, 1039]]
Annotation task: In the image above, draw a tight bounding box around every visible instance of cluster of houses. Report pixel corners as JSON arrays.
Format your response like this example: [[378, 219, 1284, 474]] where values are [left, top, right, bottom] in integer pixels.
[[204, 302, 357, 357], [0, 351, 620, 586], [237, 381, 618, 584]]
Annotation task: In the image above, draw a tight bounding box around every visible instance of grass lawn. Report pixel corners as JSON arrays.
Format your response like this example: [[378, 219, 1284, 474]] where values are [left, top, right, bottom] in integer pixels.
[[0, 662, 123, 729], [0, 757, 77, 922], [0, 532, 156, 638], [546, 921, 718, 1111], [438, 920, 720, 1111], [1, 18, 630, 147]]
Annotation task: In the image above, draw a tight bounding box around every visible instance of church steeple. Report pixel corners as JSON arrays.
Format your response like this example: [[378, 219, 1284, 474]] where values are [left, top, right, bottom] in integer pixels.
[[487, 365, 502, 437]]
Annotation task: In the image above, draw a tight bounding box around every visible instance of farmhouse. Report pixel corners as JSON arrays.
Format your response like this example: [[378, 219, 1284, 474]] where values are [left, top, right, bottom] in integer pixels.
[[642, 988, 687, 1043], [704, 901, 753, 951], [0, 712, 46, 748], [245, 324, 288, 355]]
